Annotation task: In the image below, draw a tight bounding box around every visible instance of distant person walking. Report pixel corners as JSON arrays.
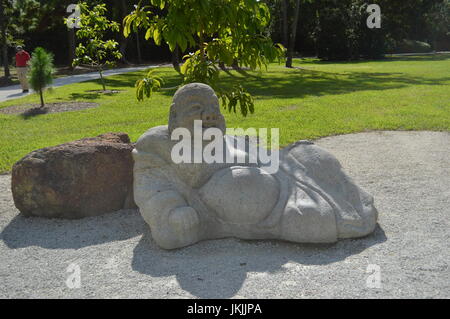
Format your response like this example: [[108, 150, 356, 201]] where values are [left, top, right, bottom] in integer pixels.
[[15, 46, 31, 93]]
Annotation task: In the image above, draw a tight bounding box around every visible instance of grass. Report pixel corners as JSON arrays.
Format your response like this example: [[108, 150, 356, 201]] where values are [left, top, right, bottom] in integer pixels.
[[0, 55, 449, 173]]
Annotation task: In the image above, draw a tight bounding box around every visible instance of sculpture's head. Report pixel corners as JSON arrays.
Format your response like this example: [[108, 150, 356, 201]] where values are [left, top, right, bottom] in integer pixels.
[[168, 83, 226, 135]]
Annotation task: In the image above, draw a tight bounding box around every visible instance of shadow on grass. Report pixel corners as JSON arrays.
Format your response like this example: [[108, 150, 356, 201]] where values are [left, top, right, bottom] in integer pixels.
[[153, 67, 450, 101], [98, 71, 182, 89], [299, 53, 450, 64], [72, 72, 183, 98], [20, 107, 48, 119], [207, 68, 450, 100], [69, 91, 120, 100], [69, 92, 101, 100], [71, 57, 450, 102]]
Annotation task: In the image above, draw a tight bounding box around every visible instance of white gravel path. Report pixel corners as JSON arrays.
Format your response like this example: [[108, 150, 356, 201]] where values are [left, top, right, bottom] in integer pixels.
[[0, 131, 449, 299]]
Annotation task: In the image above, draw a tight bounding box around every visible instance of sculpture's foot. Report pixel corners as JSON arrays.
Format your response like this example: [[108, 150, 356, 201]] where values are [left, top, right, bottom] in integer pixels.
[[151, 206, 202, 249], [336, 192, 379, 239], [279, 192, 338, 243]]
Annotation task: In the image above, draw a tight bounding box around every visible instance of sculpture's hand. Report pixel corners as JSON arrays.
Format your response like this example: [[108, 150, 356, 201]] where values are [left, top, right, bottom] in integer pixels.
[[167, 206, 201, 248], [138, 188, 202, 249]]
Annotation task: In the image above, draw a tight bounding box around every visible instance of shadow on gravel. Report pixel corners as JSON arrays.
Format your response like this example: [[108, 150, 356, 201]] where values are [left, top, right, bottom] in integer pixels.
[[131, 224, 387, 298], [0, 209, 145, 249], [1, 208, 386, 298]]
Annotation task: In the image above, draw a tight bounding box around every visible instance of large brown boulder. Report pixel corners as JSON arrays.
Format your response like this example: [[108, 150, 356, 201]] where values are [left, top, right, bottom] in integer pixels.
[[11, 133, 136, 219]]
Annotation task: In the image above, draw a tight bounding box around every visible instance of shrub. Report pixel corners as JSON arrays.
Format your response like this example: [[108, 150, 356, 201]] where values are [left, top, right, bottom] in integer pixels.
[[397, 40, 432, 53], [29, 47, 54, 107]]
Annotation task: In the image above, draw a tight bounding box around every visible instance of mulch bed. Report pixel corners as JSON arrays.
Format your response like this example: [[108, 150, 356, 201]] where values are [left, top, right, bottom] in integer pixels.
[[85, 89, 122, 94], [0, 102, 99, 117]]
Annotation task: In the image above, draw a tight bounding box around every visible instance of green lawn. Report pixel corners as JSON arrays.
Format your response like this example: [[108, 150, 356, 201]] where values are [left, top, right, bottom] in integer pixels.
[[1, 55, 449, 173]]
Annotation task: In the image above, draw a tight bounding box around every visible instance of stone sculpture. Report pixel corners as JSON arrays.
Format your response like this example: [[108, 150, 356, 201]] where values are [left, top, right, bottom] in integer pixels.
[[133, 83, 378, 249]]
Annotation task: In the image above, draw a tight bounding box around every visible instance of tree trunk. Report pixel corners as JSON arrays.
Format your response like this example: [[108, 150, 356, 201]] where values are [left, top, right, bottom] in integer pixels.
[[286, 0, 301, 68], [314, 9, 319, 57], [231, 59, 240, 70], [0, 0, 10, 77], [433, 33, 438, 52], [68, 27, 75, 70], [98, 67, 106, 91], [1, 35, 9, 77], [172, 44, 180, 72], [39, 89, 44, 108], [199, 32, 205, 61], [135, 30, 142, 64], [119, 37, 130, 64], [119, 0, 130, 65], [281, 0, 289, 48]]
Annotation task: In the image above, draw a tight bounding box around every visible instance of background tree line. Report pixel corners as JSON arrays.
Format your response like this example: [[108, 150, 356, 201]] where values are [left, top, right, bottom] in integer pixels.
[[267, 0, 450, 61], [1, 0, 449, 75]]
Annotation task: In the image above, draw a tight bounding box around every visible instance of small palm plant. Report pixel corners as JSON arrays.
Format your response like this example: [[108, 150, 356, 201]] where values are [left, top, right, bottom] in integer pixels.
[[29, 47, 54, 108]]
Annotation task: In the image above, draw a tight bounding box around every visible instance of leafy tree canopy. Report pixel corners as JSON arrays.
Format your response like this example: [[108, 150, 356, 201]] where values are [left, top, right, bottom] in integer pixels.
[[124, 0, 285, 116], [70, 2, 122, 91]]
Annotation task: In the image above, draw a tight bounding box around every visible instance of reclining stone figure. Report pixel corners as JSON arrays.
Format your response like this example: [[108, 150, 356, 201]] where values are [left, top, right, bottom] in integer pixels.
[[133, 83, 378, 249]]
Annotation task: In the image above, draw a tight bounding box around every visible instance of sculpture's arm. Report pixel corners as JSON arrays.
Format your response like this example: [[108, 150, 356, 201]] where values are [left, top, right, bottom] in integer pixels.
[[133, 150, 201, 249]]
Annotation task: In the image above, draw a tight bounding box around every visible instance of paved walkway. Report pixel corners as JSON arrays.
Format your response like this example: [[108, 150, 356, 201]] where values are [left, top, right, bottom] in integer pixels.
[[0, 65, 162, 103], [389, 51, 450, 56]]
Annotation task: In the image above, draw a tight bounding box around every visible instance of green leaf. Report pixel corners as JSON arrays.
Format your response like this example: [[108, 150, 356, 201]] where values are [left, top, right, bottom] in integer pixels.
[[153, 28, 161, 45], [145, 28, 152, 40]]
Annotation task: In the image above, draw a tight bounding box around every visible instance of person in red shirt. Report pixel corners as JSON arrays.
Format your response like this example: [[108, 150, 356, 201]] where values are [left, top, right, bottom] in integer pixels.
[[15, 46, 31, 93]]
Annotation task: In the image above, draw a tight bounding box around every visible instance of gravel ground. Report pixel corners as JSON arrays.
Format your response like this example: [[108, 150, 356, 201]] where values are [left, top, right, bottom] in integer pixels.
[[0, 131, 449, 299]]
